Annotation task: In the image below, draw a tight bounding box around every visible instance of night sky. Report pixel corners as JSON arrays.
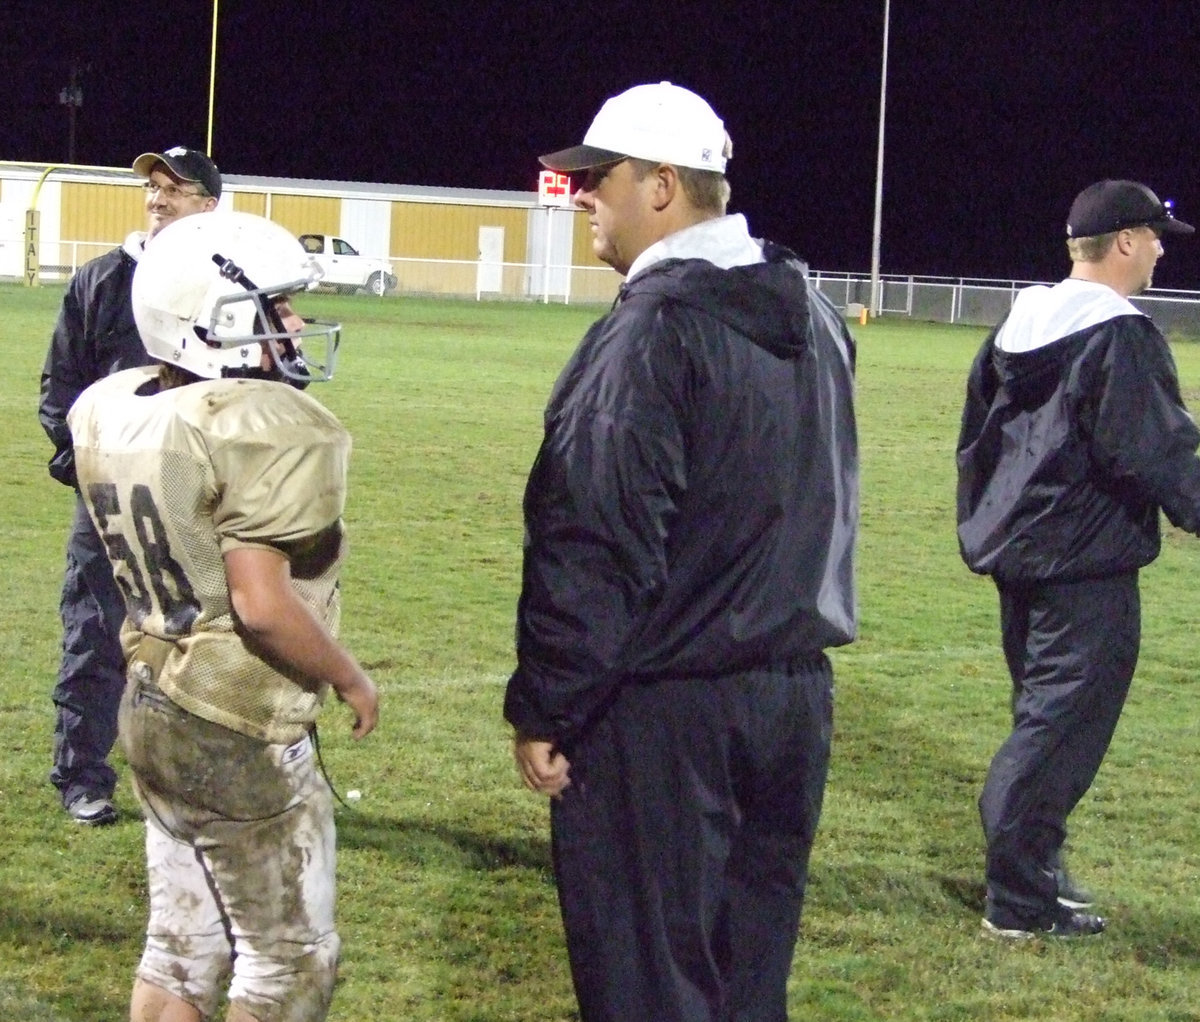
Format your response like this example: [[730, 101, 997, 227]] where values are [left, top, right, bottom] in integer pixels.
[[4, 1, 1199, 288]]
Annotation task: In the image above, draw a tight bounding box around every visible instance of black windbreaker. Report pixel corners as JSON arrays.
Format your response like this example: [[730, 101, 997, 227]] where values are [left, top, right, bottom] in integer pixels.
[[957, 309, 1200, 583], [39, 243, 152, 488], [504, 245, 858, 743]]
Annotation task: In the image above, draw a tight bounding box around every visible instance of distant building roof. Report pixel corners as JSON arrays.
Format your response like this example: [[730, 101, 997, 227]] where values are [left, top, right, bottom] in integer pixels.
[[225, 173, 537, 207], [0, 161, 538, 207]]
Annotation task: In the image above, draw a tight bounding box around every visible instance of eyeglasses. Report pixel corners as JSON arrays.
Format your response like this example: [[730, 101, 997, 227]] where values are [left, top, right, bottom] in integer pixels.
[[142, 181, 205, 200], [578, 159, 628, 192]]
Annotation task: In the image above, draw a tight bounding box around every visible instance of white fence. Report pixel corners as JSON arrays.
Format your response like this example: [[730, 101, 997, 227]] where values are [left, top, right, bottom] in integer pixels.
[[19, 241, 624, 306], [17, 244, 1200, 334], [811, 270, 1200, 335]]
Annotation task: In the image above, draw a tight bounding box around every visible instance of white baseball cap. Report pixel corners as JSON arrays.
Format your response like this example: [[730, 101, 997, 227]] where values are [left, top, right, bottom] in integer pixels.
[[539, 81, 730, 174]]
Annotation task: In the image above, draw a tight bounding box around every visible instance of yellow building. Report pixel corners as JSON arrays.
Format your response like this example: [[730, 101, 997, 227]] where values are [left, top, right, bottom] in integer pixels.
[[0, 162, 618, 304]]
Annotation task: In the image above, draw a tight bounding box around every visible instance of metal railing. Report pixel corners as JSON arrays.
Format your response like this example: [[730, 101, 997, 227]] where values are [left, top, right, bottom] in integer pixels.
[[810, 270, 1200, 334], [23, 243, 623, 305], [18, 244, 1200, 334]]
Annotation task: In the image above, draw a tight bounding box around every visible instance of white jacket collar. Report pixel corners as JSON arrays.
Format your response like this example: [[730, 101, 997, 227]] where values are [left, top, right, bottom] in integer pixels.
[[996, 278, 1144, 353], [626, 213, 765, 283], [122, 231, 148, 261]]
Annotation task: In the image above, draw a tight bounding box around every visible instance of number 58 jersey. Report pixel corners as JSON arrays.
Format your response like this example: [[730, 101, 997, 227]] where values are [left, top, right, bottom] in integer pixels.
[[68, 365, 353, 745]]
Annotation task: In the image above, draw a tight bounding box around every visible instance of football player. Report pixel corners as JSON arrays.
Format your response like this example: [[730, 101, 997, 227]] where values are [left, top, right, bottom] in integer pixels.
[[68, 211, 378, 1022]]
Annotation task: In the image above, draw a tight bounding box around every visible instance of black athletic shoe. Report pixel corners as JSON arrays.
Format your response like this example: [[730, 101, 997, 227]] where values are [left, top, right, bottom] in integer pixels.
[[981, 905, 1106, 941], [1054, 866, 1096, 909], [66, 794, 117, 826]]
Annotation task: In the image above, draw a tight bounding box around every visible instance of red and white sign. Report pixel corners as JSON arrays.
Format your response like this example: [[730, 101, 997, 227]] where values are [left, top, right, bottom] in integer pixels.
[[538, 170, 572, 207]]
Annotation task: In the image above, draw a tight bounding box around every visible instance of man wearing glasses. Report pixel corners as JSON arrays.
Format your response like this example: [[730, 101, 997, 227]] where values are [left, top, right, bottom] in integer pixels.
[[38, 146, 221, 827]]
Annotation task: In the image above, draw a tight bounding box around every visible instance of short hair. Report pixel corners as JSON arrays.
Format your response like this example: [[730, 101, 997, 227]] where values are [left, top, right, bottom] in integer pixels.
[[628, 158, 731, 214], [1067, 232, 1117, 263], [157, 361, 202, 390]]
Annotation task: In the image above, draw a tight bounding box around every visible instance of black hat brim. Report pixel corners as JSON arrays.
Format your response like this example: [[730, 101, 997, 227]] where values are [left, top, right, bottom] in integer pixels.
[[538, 145, 628, 172], [1155, 216, 1195, 235]]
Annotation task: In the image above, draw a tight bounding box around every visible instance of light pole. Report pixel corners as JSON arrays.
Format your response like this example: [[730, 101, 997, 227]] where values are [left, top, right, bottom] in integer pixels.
[[206, 0, 219, 156], [869, 0, 890, 319]]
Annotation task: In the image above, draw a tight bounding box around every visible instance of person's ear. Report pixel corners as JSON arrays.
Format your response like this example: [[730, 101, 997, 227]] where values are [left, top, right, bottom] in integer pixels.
[[649, 164, 678, 212], [1115, 228, 1138, 255]]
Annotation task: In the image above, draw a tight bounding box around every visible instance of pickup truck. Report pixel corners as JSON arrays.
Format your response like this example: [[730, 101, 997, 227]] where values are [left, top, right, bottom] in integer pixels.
[[298, 234, 398, 296]]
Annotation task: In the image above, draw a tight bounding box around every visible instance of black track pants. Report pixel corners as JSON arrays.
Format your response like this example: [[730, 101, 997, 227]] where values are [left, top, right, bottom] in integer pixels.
[[49, 495, 126, 806], [979, 573, 1139, 926], [551, 657, 833, 1022]]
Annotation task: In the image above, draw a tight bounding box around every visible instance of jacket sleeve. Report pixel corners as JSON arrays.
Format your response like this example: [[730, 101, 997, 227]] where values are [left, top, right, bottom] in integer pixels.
[[1088, 318, 1200, 534], [504, 310, 687, 744], [39, 276, 96, 488], [955, 330, 1001, 505]]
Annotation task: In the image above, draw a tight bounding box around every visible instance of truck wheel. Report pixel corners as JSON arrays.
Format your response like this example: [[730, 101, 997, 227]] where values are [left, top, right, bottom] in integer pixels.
[[366, 272, 388, 296]]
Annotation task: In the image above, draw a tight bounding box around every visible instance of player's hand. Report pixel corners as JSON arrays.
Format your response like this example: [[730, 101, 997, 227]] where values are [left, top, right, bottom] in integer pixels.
[[338, 674, 379, 739], [513, 735, 571, 798]]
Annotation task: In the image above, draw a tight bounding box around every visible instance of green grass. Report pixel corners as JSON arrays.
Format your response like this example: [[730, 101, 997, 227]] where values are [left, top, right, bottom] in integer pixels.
[[2, 282, 1199, 1021]]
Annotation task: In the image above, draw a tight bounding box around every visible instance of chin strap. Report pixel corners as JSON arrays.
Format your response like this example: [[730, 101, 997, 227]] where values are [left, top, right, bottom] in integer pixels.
[[310, 723, 358, 812], [210, 252, 300, 361]]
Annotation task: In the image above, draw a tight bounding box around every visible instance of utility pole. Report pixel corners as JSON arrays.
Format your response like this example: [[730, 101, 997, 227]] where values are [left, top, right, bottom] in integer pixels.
[[58, 61, 86, 164]]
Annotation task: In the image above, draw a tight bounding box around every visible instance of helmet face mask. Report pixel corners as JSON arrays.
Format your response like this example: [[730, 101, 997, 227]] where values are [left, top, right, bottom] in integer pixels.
[[133, 212, 341, 382], [203, 267, 339, 382]]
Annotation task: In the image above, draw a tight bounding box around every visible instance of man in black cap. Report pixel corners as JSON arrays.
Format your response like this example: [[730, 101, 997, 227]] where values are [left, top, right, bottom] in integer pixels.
[[957, 179, 1200, 939], [38, 146, 220, 826]]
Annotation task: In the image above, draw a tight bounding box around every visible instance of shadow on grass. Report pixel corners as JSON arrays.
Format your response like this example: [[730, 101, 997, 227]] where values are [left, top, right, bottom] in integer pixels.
[[936, 874, 1200, 963], [811, 861, 987, 917], [0, 986, 73, 1022], [0, 886, 138, 1022], [0, 888, 136, 948], [939, 872, 987, 913], [335, 811, 553, 873]]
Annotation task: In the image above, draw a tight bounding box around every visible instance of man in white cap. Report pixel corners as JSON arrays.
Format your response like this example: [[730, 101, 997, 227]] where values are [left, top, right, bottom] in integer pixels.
[[958, 179, 1198, 940], [38, 146, 220, 826], [506, 82, 858, 1021]]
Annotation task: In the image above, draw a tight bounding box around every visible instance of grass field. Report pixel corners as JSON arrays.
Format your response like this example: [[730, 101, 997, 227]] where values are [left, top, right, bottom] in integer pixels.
[[1, 280, 1199, 1021]]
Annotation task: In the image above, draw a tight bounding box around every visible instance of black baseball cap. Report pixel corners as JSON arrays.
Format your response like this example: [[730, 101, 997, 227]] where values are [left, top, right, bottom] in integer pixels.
[[132, 146, 222, 199], [1066, 179, 1193, 238]]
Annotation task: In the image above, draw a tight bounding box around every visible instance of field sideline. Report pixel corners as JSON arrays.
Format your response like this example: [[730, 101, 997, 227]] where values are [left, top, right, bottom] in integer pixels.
[[1, 282, 1198, 1021]]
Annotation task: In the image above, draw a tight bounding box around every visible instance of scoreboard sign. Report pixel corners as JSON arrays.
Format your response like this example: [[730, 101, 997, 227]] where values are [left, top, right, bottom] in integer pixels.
[[538, 170, 572, 207]]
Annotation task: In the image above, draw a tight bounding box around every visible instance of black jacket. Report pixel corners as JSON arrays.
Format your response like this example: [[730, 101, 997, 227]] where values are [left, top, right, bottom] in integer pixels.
[[504, 244, 858, 743], [39, 242, 152, 488], [957, 306, 1200, 583]]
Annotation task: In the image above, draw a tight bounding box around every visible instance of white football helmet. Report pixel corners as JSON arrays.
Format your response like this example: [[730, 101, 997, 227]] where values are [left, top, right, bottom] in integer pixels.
[[132, 211, 340, 381]]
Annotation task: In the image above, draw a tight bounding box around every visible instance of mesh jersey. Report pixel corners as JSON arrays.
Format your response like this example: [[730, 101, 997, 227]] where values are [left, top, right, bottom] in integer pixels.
[[68, 365, 352, 744]]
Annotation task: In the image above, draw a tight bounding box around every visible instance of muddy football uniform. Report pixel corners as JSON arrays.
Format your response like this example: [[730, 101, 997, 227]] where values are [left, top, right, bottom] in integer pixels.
[[69, 365, 351, 1021]]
